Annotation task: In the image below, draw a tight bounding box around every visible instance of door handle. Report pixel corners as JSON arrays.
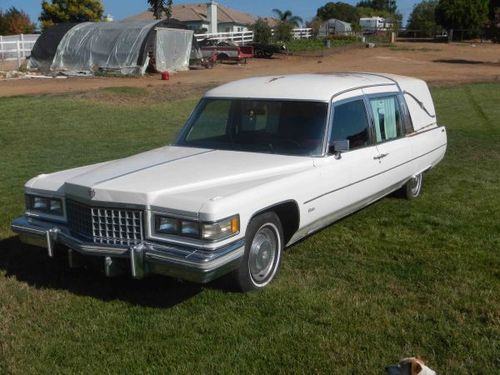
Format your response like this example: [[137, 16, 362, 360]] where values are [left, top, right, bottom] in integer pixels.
[[373, 153, 389, 160]]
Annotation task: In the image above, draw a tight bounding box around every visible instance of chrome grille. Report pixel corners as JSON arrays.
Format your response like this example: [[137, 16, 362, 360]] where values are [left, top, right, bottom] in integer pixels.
[[66, 200, 143, 246]]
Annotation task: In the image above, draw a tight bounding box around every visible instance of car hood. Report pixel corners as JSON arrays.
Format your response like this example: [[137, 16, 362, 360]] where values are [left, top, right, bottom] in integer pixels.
[[26, 145, 313, 212]]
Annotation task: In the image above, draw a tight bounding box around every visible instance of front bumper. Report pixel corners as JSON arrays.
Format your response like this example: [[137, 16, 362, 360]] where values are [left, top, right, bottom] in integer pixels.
[[11, 216, 244, 284]]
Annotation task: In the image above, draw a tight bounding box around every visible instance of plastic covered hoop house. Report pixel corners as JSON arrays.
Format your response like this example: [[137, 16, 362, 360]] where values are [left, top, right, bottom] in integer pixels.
[[29, 20, 201, 75]]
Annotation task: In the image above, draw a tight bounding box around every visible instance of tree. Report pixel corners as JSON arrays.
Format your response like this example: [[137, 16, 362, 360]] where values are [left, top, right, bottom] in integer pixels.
[[147, 0, 173, 20], [272, 9, 303, 27], [251, 18, 272, 44], [274, 20, 295, 41], [40, 0, 104, 30], [0, 10, 8, 35], [307, 16, 323, 37], [317, 2, 360, 23], [435, 0, 489, 36], [489, 0, 500, 22], [0, 7, 35, 35], [407, 0, 440, 36], [356, 0, 398, 13]]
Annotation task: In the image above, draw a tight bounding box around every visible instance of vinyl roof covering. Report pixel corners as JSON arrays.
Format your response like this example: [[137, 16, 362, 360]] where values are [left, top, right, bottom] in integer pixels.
[[205, 73, 398, 101]]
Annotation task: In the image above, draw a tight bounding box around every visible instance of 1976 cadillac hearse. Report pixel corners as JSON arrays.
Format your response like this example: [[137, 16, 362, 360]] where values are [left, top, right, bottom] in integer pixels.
[[11, 73, 447, 291]]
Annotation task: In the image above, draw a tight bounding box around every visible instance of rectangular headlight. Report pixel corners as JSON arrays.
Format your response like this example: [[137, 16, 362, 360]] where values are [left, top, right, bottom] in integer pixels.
[[155, 216, 179, 235], [26, 195, 64, 217], [202, 215, 239, 241], [180, 220, 200, 238], [153, 214, 239, 241], [154, 215, 200, 238]]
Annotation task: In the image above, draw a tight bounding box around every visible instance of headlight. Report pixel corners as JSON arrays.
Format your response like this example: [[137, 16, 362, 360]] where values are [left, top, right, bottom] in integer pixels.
[[26, 194, 64, 217], [202, 216, 239, 241], [154, 214, 239, 241]]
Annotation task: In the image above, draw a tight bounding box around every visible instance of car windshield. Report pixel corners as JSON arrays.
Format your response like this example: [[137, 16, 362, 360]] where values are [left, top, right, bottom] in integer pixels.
[[176, 98, 329, 156]]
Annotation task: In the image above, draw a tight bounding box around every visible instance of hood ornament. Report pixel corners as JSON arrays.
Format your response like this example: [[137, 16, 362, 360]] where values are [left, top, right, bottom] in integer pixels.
[[89, 188, 96, 199]]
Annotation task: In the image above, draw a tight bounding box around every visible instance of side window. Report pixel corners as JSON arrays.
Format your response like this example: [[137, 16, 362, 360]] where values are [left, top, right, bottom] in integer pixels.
[[369, 96, 403, 143], [330, 99, 370, 150], [186, 100, 230, 141], [399, 96, 415, 134]]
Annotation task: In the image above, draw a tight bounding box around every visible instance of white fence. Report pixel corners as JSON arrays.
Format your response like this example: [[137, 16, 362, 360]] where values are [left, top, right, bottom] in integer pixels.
[[291, 28, 313, 39], [0, 34, 39, 67], [195, 30, 254, 45], [195, 28, 313, 44]]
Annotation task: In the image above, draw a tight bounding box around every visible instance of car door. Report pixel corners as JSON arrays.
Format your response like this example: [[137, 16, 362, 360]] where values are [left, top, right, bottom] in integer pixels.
[[304, 94, 382, 231], [364, 90, 415, 192]]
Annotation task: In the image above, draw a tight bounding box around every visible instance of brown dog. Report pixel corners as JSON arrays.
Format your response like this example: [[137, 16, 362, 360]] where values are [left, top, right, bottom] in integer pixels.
[[386, 357, 436, 375]]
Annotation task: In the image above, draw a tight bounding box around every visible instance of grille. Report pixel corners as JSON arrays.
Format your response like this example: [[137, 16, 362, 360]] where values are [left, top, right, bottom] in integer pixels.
[[66, 200, 144, 246]]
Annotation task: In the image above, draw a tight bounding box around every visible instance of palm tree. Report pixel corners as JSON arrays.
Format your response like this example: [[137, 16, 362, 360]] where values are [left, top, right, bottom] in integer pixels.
[[148, 0, 173, 20], [272, 9, 303, 27]]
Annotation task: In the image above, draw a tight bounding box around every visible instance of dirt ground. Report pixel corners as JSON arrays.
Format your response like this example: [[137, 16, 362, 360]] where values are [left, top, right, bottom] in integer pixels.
[[0, 42, 499, 98]]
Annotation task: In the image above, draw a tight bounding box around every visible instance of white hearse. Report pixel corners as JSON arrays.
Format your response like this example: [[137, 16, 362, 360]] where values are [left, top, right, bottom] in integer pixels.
[[11, 73, 447, 291]]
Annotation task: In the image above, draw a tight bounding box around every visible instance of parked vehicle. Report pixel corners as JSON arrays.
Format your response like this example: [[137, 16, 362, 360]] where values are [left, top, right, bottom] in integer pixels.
[[198, 38, 254, 63], [248, 42, 287, 58], [11, 73, 447, 291]]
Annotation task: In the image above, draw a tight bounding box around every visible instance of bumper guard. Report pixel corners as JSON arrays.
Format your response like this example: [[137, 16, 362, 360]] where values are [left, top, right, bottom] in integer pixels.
[[11, 216, 244, 284]]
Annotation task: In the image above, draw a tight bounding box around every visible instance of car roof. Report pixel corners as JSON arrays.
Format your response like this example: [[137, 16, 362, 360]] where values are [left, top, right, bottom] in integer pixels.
[[204, 73, 418, 101]]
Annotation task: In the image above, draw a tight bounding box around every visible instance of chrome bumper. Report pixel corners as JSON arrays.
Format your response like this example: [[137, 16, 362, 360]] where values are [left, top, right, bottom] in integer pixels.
[[11, 216, 244, 284]]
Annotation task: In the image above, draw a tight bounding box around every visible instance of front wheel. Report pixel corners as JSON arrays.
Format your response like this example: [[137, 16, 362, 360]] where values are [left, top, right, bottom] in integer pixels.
[[404, 173, 423, 199], [234, 212, 283, 292]]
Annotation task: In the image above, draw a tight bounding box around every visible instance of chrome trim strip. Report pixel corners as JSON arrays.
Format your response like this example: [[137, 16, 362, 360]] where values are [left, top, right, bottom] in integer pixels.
[[149, 206, 199, 220], [304, 142, 447, 204]]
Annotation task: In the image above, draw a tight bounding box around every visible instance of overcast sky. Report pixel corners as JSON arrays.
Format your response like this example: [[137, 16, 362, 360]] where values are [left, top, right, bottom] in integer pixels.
[[0, 0, 420, 25]]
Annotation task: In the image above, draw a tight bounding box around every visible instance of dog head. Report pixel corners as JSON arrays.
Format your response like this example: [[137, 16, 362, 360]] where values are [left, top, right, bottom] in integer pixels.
[[386, 357, 436, 375]]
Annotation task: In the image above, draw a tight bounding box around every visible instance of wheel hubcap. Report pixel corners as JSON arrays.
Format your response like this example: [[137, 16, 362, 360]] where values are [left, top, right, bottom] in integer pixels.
[[249, 226, 278, 283], [409, 174, 422, 195]]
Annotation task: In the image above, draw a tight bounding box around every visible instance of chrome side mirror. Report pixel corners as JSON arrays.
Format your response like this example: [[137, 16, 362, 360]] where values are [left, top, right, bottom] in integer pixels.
[[329, 140, 350, 159]]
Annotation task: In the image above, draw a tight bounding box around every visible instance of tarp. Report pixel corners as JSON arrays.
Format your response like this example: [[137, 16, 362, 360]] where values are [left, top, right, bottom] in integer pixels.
[[51, 21, 158, 75], [28, 23, 78, 71], [155, 28, 193, 72]]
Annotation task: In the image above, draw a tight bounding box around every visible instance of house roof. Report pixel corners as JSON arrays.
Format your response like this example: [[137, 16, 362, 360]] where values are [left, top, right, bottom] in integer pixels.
[[125, 3, 257, 26]]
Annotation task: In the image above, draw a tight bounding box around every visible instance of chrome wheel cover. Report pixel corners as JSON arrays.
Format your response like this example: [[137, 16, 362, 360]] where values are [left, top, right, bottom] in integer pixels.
[[409, 174, 422, 196], [248, 224, 279, 284]]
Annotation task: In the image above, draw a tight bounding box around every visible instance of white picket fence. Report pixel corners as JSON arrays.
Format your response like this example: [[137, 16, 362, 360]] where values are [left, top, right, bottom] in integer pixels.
[[0, 34, 39, 67], [291, 28, 313, 39], [195, 30, 254, 44], [195, 28, 313, 44]]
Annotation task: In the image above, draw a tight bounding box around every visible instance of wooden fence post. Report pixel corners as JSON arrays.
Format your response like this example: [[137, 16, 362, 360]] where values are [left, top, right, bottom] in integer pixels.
[[16, 41, 21, 68]]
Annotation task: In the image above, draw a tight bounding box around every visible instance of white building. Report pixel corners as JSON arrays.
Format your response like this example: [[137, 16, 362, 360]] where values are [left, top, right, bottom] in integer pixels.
[[360, 17, 394, 32]]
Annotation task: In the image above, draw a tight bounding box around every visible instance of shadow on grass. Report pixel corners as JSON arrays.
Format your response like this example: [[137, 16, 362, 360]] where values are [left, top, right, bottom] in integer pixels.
[[0, 235, 208, 308]]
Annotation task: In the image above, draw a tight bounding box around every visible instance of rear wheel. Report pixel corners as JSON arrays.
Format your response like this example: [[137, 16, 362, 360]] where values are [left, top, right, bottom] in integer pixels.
[[234, 212, 283, 292], [404, 173, 423, 199]]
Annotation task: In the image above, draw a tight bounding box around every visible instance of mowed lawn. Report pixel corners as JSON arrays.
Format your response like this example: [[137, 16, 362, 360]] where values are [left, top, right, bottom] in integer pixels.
[[0, 83, 498, 374]]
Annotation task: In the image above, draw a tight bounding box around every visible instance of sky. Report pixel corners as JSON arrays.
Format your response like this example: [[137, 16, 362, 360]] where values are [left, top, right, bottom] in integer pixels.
[[0, 0, 420, 26]]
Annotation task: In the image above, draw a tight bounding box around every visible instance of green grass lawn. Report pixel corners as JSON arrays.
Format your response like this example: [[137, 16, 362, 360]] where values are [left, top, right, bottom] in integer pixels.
[[0, 83, 499, 373]]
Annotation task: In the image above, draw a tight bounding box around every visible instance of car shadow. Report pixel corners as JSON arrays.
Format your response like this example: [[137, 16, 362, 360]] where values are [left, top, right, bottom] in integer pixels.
[[0, 235, 208, 308], [433, 59, 499, 66]]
